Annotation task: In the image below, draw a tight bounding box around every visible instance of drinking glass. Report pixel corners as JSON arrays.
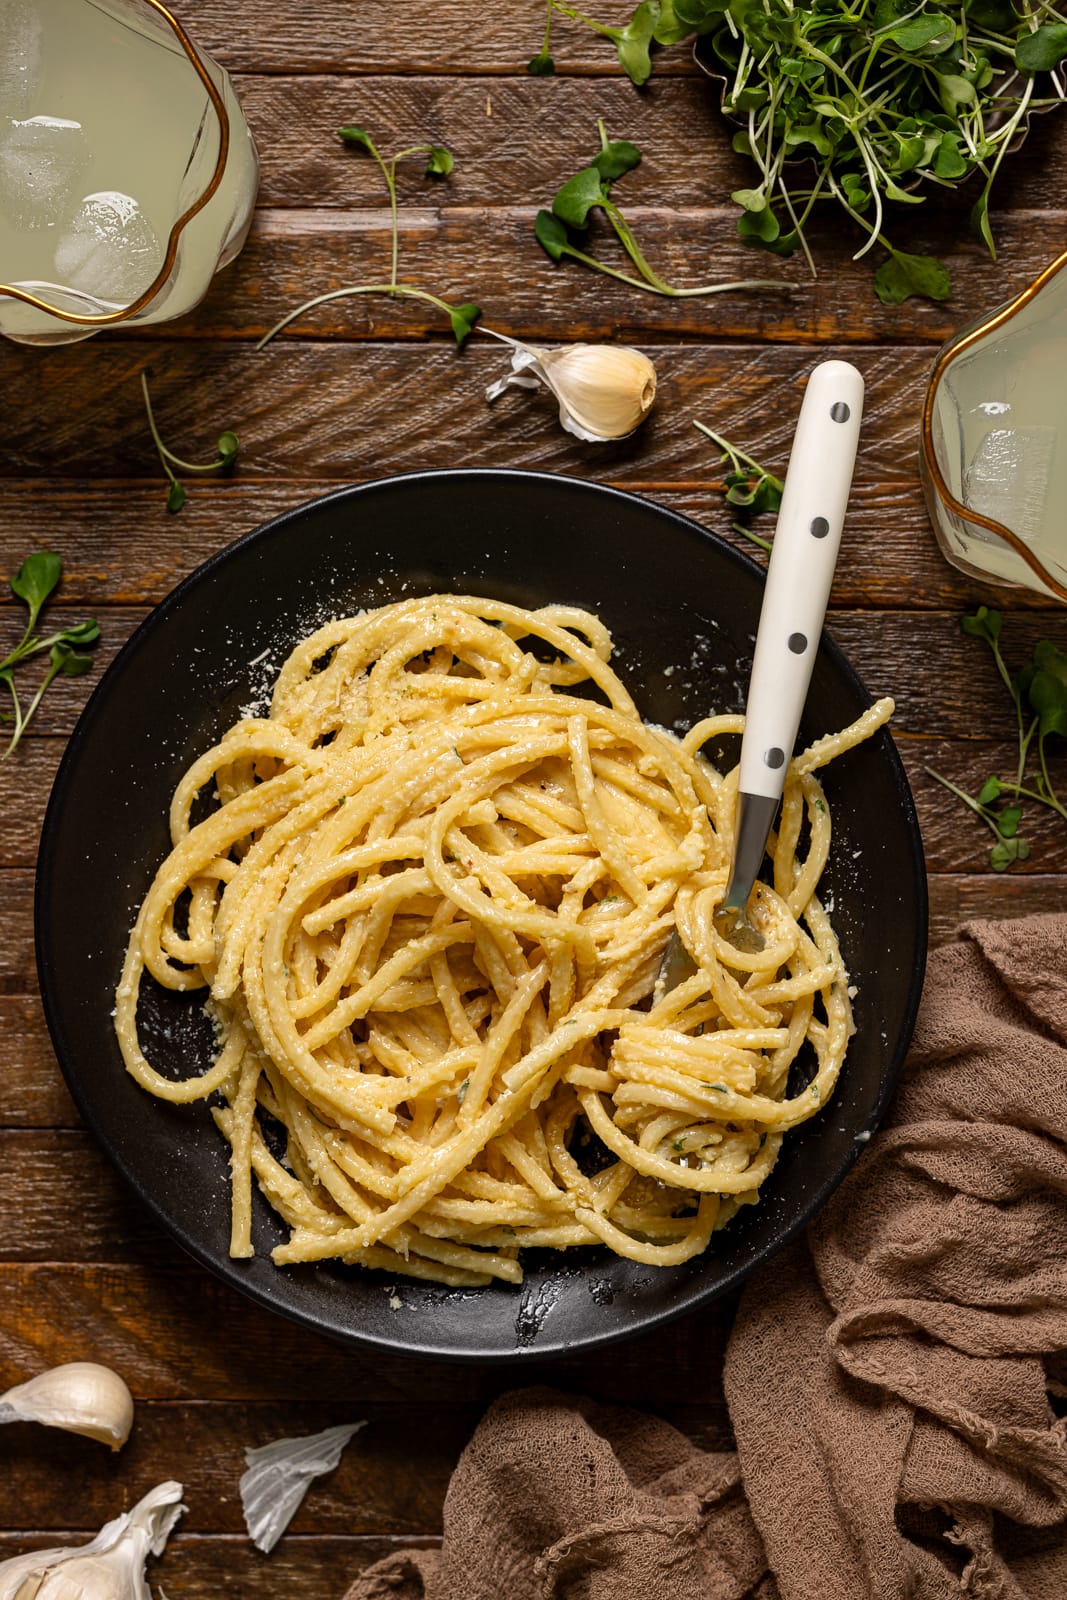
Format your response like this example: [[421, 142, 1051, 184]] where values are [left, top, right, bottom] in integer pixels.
[[0, 0, 259, 344], [921, 246, 1067, 604]]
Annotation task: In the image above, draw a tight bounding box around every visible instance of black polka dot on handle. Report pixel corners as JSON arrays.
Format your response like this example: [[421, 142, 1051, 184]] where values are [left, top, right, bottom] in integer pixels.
[[788, 633, 807, 654], [811, 516, 829, 538], [830, 402, 850, 423], [764, 747, 785, 770]]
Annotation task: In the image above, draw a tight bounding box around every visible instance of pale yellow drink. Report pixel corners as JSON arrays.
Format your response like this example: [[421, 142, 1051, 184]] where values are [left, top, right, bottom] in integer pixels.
[[0, 0, 258, 343]]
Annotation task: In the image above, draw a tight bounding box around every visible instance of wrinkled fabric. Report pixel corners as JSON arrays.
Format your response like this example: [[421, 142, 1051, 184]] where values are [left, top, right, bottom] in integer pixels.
[[345, 916, 1067, 1600]]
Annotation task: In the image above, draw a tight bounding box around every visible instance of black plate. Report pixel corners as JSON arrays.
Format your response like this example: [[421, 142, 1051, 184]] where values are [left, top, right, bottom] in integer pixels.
[[36, 470, 927, 1361]]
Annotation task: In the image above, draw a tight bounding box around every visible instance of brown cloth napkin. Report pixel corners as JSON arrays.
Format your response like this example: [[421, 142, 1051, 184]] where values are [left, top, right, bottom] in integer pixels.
[[344, 915, 1067, 1600]]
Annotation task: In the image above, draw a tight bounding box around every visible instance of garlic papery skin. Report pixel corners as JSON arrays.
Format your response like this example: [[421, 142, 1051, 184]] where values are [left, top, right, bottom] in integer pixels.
[[241, 1420, 367, 1554], [0, 1480, 184, 1600], [0, 1363, 134, 1451], [485, 334, 656, 441]]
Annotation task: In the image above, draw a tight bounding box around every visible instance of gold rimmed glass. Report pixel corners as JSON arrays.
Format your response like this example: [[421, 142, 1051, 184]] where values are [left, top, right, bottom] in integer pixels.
[[921, 247, 1067, 604], [0, 0, 258, 344]]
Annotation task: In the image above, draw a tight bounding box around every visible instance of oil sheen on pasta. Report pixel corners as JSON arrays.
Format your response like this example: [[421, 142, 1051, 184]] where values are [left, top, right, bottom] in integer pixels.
[[115, 596, 893, 1288]]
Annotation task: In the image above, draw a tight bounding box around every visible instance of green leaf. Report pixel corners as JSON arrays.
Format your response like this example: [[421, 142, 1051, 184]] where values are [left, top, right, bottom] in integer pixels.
[[10, 551, 61, 627], [990, 838, 1021, 871], [61, 619, 100, 647], [336, 125, 375, 151], [553, 165, 608, 229], [593, 139, 642, 182], [965, 0, 1016, 29], [674, 0, 729, 27], [971, 189, 995, 258], [425, 145, 454, 177], [167, 480, 186, 514], [1033, 639, 1067, 687], [526, 51, 556, 75], [614, 0, 661, 86], [936, 73, 976, 115], [217, 430, 239, 464], [736, 203, 780, 244], [961, 606, 1002, 643], [1015, 23, 1067, 74], [731, 187, 767, 212], [933, 132, 968, 179], [653, 0, 693, 44], [51, 640, 93, 678], [977, 775, 1001, 805], [535, 208, 570, 262], [1028, 671, 1067, 738], [448, 301, 481, 346], [879, 14, 955, 51], [874, 250, 951, 305], [996, 804, 1022, 838]]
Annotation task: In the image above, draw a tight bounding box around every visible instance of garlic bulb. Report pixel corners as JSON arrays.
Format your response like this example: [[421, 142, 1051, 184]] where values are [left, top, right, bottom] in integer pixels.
[[0, 1479, 184, 1600], [485, 334, 656, 441], [0, 1362, 134, 1451]]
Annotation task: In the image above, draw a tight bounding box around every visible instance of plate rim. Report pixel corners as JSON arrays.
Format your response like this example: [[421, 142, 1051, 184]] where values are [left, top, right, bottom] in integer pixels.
[[34, 467, 929, 1362]]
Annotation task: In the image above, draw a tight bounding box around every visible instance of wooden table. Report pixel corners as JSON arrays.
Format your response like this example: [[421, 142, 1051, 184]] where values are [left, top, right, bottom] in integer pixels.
[[3, 5, 1065, 1590]]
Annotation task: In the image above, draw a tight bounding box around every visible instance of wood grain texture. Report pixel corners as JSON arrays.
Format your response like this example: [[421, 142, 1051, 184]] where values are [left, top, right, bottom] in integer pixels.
[[4, 0, 1066, 1582], [0, 1261, 735, 1404], [233, 73, 1067, 215], [11, 204, 1064, 346], [0, 341, 1036, 501], [0, 479, 1060, 614]]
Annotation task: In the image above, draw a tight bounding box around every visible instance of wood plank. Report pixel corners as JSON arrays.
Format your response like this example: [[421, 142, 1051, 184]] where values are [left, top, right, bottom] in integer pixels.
[[153, 1, 699, 76], [0, 342, 1031, 506], [0, 1262, 735, 1406], [0, 999, 77, 1128], [0, 1132, 167, 1261], [239, 74, 756, 211], [0, 1397, 733, 1533], [0, 479, 1058, 614], [52, 204, 1067, 346], [0, 1534, 438, 1596], [234, 72, 1067, 216]]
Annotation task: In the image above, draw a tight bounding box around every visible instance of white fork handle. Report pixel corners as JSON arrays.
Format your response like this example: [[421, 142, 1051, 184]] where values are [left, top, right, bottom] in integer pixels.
[[738, 360, 864, 800]]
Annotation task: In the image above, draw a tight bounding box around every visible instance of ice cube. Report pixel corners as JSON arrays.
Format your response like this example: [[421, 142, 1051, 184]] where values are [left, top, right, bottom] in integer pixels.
[[53, 189, 162, 308], [0, 115, 88, 229], [964, 425, 1054, 546], [0, 0, 43, 119]]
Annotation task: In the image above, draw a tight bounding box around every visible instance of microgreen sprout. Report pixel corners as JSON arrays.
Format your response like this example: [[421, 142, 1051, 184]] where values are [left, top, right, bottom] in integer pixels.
[[693, 420, 783, 552], [528, 1, 1067, 303], [538, 119, 785, 298], [141, 371, 239, 514], [926, 606, 1067, 870], [258, 127, 479, 351], [1, 552, 99, 759]]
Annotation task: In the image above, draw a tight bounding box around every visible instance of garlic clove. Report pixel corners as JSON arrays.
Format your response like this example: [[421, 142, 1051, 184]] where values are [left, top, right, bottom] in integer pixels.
[[0, 1480, 184, 1600], [539, 343, 657, 441], [484, 334, 656, 442], [0, 1363, 134, 1451]]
